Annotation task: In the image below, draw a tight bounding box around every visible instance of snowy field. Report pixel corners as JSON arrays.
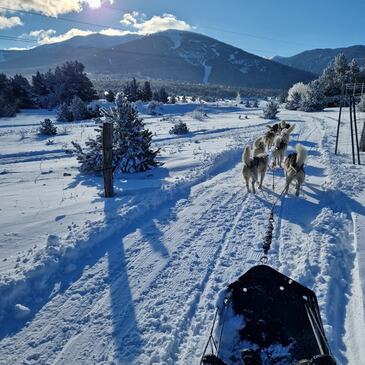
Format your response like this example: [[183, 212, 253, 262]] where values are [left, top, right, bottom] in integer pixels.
[[0, 102, 364, 365]]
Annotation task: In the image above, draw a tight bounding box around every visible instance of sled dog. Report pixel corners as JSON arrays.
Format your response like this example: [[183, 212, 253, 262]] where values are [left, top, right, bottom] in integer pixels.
[[253, 137, 266, 156], [272, 124, 295, 167], [284, 144, 308, 196], [242, 145, 269, 193]]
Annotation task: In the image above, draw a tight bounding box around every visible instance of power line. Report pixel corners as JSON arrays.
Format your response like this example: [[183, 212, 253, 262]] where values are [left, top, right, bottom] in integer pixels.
[[0, 5, 300, 55]]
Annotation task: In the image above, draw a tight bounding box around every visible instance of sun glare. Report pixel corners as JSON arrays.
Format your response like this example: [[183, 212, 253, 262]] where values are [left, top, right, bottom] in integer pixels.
[[87, 0, 102, 9]]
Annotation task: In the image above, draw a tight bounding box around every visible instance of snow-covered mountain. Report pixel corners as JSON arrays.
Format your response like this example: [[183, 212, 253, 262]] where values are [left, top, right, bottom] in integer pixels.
[[273, 45, 365, 75], [0, 30, 315, 89]]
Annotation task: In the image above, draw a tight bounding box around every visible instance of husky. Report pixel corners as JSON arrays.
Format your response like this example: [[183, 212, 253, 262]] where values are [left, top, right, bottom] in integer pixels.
[[279, 120, 291, 132], [242, 145, 269, 193], [284, 144, 308, 196], [264, 129, 276, 149], [272, 124, 295, 167], [253, 137, 266, 156]]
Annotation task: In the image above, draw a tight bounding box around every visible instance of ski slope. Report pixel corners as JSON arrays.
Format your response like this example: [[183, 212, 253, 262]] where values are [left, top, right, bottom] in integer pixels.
[[0, 103, 364, 364]]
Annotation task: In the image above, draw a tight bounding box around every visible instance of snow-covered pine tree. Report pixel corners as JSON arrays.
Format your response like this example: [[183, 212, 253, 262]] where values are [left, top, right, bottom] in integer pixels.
[[70, 95, 90, 120], [252, 99, 258, 108], [73, 93, 159, 173], [263, 100, 279, 119], [299, 80, 325, 112], [57, 102, 74, 122], [39, 118, 57, 135], [245, 100, 250, 108]]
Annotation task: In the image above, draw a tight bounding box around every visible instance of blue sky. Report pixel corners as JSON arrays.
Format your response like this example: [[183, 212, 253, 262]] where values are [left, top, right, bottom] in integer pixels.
[[1, 0, 364, 57]]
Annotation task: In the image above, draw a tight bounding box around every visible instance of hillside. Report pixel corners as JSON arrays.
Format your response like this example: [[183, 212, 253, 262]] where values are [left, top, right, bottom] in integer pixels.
[[273, 45, 365, 74], [0, 30, 315, 90]]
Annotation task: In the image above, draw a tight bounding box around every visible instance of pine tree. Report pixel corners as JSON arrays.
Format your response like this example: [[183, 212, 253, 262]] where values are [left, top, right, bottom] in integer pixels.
[[252, 99, 258, 108], [141, 81, 152, 101], [57, 102, 74, 122], [39, 118, 57, 135], [123, 78, 141, 102], [73, 94, 159, 173], [152, 90, 160, 101], [0, 73, 18, 117], [11, 74, 33, 109], [70, 95, 90, 120], [159, 87, 168, 104], [263, 100, 279, 119], [245, 100, 250, 108], [286, 91, 302, 110]]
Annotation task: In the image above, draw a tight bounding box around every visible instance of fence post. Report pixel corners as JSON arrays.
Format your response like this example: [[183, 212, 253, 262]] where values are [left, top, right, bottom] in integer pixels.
[[103, 122, 114, 197]]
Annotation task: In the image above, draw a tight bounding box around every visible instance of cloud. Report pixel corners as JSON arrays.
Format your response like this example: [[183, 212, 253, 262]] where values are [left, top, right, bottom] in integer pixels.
[[120, 12, 192, 34], [20, 12, 192, 46], [1, 0, 113, 17], [23, 27, 94, 44], [0, 14, 23, 29]]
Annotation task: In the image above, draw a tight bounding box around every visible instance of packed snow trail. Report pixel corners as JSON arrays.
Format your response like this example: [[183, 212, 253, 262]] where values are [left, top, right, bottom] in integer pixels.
[[0, 110, 364, 365]]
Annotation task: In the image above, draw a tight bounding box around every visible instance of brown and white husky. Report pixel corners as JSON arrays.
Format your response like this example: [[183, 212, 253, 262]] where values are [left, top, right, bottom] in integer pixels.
[[242, 145, 269, 193], [284, 144, 308, 196]]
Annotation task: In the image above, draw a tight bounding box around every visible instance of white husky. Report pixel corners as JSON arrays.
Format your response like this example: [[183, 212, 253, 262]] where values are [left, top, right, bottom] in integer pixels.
[[284, 144, 308, 196]]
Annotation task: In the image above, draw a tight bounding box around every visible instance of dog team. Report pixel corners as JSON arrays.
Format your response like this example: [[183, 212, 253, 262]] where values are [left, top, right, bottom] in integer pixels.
[[242, 120, 307, 196]]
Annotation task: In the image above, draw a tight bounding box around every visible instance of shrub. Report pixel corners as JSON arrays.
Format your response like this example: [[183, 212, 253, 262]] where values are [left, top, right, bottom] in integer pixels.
[[169, 120, 189, 135], [39, 118, 57, 135]]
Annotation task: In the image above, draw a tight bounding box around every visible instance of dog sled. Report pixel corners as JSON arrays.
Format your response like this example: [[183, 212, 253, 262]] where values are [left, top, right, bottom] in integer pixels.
[[200, 265, 336, 365]]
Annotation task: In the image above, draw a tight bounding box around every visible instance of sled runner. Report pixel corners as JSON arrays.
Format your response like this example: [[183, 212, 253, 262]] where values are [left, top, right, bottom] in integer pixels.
[[201, 265, 336, 365]]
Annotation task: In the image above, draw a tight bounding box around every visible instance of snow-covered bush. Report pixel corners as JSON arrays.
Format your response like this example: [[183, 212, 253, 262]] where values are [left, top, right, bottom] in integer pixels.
[[286, 81, 324, 112], [190, 107, 206, 121], [245, 100, 250, 108], [357, 95, 365, 112], [57, 102, 74, 122], [72, 96, 159, 173], [70, 96, 90, 121], [39, 118, 57, 135], [147, 100, 163, 115], [169, 120, 189, 135], [263, 101, 279, 119], [251, 99, 258, 108]]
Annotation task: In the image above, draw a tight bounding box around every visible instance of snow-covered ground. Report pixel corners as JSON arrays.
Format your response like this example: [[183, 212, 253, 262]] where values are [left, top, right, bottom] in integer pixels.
[[0, 102, 364, 365]]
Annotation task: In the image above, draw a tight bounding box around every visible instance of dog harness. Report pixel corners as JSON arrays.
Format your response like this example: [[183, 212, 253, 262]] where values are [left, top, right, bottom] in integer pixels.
[[286, 153, 304, 172]]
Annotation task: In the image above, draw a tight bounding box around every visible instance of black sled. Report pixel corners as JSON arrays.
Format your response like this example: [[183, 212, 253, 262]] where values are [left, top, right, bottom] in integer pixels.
[[201, 265, 336, 365]]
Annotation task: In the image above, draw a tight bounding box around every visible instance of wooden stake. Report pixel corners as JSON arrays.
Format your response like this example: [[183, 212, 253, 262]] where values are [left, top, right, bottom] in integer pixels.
[[103, 122, 114, 197]]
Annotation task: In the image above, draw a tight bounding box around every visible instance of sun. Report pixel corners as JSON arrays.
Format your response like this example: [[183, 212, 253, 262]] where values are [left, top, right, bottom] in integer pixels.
[[86, 0, 102, 9]]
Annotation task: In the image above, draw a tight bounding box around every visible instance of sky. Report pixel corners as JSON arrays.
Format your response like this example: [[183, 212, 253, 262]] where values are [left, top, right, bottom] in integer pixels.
[[0, 0, 365, 58]]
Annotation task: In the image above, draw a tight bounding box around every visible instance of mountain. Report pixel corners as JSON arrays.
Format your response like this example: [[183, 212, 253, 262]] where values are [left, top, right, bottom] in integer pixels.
[[0, 30, 315, 90], [273, 45, 365, 75]]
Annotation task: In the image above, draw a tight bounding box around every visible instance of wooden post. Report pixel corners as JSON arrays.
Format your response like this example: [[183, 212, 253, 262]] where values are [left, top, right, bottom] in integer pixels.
[[103, 122, 114, 197], [335, 86, 344, 155], [349, 96, 356, 164], [352, 96, 361, 164]]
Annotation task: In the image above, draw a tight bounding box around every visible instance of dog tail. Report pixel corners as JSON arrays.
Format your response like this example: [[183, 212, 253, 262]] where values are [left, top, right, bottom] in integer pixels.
[[287, 124, 295, 134], [242, 145, 251, 165], [296, 144, 307, 166]]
